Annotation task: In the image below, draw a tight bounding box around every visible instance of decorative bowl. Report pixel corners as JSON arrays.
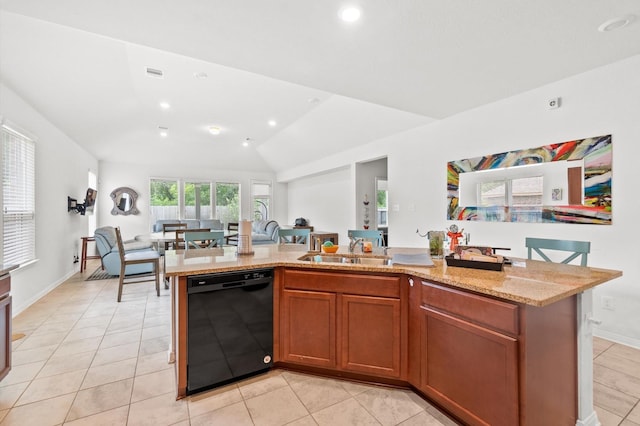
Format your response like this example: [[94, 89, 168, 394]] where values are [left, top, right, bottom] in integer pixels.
[[322, 245, 339, 254]]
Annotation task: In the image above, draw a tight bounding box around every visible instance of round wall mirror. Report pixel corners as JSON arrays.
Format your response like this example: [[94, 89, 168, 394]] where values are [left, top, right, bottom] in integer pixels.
[[110, 187, 139, 215]]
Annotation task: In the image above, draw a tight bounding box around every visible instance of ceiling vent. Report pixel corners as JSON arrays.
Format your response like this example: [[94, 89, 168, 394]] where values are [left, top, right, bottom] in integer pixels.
[[145, 67, 164, 79]]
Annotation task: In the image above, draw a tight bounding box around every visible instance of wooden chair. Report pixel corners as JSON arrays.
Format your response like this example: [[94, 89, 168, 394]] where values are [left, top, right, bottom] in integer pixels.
[[278, 228, 310, 244], [162, 222, 187, 232], [174, 228, 210, 250], [115, 227, 160, 302], [525, 237, 590, 266], [185, 231, 225, 249], [226, 222, 239, 245], [348, 229, 385, 247], [162, 223, 187, 249]]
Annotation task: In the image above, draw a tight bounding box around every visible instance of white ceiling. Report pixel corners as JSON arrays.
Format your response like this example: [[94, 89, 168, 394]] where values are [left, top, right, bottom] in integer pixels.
[[1, 1, 639, 174]]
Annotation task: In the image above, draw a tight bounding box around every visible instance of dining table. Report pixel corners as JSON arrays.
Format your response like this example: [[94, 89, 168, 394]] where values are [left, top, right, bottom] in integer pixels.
[[135, 230, 238, 251]]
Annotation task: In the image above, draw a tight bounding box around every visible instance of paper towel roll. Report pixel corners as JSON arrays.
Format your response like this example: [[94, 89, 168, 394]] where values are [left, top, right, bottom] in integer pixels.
[[238, 220, 253, 254]]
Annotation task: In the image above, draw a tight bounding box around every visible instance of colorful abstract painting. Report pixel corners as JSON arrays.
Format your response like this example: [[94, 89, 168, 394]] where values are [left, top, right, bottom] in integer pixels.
[[447, 135, 612, 224]]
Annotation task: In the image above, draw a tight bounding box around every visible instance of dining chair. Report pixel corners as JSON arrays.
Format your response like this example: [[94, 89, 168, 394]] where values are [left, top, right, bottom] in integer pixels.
[[185, 231, 224, 249], [174, 228, 211, 250], [348, 229, 386, 247], [226, 222, 239, 245], [525, 237, 590, 266], [115, 227, 160, 302], [162, 223, 188, 249], [162, 222, 187, 232], [278, 228, 310, 244]]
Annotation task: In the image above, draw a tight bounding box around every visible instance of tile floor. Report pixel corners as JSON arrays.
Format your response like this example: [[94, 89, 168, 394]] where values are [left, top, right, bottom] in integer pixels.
[[0, 260, 638, 425]]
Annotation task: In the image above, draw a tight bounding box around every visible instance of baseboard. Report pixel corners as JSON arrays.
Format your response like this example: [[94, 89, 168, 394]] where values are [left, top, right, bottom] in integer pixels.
[[11, 269, 76, 317], [594, 329, 640, 351]]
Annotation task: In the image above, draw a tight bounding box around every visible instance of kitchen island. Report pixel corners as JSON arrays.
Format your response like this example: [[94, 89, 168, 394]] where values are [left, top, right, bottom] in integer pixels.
[[165, 245, 622, 426]]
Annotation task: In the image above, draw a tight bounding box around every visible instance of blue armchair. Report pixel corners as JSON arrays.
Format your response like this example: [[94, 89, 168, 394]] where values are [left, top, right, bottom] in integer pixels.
[[94, 226, 157, 276]]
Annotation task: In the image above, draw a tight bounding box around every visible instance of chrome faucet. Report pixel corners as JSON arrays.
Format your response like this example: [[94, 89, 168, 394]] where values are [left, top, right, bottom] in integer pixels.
[[349, 237, 363, 253]]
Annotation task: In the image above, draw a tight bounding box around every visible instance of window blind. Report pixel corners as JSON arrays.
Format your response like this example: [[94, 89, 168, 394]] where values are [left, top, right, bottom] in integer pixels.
[[2, 125, 36, 266]]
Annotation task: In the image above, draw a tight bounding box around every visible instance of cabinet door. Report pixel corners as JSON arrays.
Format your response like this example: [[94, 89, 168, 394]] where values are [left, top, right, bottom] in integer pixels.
[[340, 294, 401, 378], [420, 306, 518, 426], [281, 289, 336, 368], [0, 295, 11, 381]]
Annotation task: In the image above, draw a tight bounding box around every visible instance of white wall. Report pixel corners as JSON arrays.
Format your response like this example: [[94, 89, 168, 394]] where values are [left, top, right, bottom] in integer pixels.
[[287, 166, 354, 243], [97, 161, 286, 240], [285, 54, 640, 347], [0, 83, 99, 314]]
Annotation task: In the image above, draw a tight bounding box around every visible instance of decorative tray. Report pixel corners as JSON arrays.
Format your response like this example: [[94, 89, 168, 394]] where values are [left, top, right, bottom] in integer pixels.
[[445, 254, 505, 271]]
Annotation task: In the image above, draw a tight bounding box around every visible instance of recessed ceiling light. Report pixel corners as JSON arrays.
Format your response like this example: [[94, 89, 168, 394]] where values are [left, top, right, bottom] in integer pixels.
[[159, 102, 171, 109], [159, 126, 168, 137], [209, 126, 221, 135], [598, 15, 635, 32], [268, 120, 277, 127], [194, 72, 208, 79], [339, 6, 361, 23]]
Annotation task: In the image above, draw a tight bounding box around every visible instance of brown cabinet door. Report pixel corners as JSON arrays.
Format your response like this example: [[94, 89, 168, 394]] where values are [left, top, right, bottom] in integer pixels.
[[0, 295, 11, 381], [420, 306, 518, 426], [281, 289, 336, 368], [340, 294, 401, 378]]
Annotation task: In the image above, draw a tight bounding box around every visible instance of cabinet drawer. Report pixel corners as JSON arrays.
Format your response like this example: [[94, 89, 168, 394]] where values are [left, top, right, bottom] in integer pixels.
[[421, 281, 518, 336], [284, 269, 400, 298]]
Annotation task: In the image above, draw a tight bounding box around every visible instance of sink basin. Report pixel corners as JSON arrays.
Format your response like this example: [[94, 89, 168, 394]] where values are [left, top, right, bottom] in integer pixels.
[[353, 257, 393, 266], [298, 254, 392, 266], [298, 255, 354, 263]]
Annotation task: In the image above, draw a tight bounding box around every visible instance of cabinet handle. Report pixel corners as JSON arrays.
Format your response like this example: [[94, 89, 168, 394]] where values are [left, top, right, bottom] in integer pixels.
[[408, 278, 414, 287], [588, 316, 602, 325]]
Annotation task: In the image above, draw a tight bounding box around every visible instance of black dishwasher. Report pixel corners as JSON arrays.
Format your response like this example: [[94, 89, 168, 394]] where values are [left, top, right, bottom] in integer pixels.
[[187, 268, 273, 395]]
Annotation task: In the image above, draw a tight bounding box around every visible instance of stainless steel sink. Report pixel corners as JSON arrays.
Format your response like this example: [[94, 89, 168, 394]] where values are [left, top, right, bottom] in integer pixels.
[[352, 257, 393, 266], [298, 254, 353, 263], [298, 254, 392, 266]]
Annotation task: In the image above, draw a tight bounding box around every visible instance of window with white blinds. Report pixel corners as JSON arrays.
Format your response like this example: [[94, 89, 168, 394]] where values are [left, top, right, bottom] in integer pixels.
[[1, 125, 36, 266]]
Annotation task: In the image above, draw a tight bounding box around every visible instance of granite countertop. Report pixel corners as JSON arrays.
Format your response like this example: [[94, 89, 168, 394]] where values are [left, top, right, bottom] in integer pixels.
[[164, 245, 622, 307]]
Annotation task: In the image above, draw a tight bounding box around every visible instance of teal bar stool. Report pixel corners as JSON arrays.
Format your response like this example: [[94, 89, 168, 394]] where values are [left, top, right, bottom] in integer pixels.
[[525, 237, 590, 266], [185, 231, 224, 249], [348, 229, 385, 247], [278, 228, 310, 244]]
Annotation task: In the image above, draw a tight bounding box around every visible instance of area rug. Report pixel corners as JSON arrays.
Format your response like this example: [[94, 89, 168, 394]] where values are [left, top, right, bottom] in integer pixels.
[[85, 267, 116, 281]]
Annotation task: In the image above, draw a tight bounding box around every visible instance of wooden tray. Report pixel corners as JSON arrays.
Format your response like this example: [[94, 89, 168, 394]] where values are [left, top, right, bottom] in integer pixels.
[[445, 254, 504, 271]]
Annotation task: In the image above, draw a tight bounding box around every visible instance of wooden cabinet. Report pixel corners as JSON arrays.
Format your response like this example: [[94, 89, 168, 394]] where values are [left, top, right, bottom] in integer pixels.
[[409, 277, 577, 426], [341, 294, 401, 377], [415, 281, 519, 425], [0, 274, 12, 382], [419, 307, 518, 425], [282, 289, 336, 368], [280, 269, 404, 379]]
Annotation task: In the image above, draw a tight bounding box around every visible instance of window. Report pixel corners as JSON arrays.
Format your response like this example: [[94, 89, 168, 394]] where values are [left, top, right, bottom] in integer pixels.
[[478, 176, 543, 207], [252, 181, 271, 221], [377, 185, 388, 227], [1, 124, 36, 265], [184, 182, 211, 220], [215, 182, 240, 225], [150, 179, 179, 225]]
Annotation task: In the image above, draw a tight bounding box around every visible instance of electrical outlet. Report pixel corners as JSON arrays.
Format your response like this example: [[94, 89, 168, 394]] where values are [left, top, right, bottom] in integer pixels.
[[547, 97, 561, 109], [73, 255, 79, 264], [602, 296, 615, 310]]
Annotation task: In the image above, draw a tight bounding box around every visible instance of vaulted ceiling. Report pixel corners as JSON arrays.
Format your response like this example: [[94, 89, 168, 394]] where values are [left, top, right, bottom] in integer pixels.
[[1, 1, 639, 174]]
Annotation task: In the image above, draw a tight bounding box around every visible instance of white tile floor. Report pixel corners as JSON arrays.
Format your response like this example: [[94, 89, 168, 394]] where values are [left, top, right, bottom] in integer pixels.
[[0, 260, 638, 425]]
